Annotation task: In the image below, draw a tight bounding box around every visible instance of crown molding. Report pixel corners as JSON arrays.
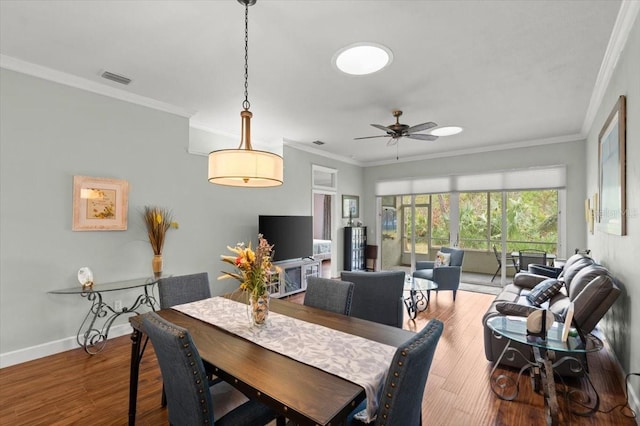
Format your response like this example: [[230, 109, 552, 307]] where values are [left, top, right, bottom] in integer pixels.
[[0, 54, 196, 118], [279, 132, 583, 168], [581, 0, 640, 135]]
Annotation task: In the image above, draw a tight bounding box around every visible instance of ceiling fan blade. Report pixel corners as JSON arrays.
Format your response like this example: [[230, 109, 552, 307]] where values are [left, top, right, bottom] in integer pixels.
[[354, 135, 392, 140], [406, 121, 437, 133], [371, 124, 393, 133], [406, 134, 438, 141]]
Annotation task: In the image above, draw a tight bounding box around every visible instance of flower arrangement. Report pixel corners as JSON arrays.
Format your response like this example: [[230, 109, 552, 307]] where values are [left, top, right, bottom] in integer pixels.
[[219, 234, 277, 299], [143, 206, 179, 255]]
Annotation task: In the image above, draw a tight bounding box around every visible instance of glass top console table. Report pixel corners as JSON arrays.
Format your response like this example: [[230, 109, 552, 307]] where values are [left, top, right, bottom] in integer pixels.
[[486, 315, 603, 425], [49, 277, 161, 354], [403, 276, 438, 320]]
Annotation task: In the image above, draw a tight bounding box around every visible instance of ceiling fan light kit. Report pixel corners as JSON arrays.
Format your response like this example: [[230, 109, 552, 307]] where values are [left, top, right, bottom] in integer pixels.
[[207, 0, 283, 188]]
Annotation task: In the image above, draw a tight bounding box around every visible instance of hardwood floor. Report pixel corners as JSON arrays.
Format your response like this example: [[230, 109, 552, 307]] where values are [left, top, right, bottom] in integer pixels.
[[0, 290, 635, 425]]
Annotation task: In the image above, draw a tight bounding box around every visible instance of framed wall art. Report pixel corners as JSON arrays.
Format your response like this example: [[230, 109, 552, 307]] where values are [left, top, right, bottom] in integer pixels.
[[342, 195, 359, 219], [598, 95, 626, 236], [72, 176, 129, 231]]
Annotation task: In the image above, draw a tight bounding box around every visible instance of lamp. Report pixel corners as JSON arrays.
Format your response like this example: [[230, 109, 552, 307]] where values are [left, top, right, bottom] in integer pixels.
[[208, 0, 283, 187]]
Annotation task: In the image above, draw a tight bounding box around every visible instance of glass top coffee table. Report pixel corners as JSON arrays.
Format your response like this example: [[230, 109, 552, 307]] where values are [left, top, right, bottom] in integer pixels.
[[486, 315, 603, 425], [403, 276, 438, 320]]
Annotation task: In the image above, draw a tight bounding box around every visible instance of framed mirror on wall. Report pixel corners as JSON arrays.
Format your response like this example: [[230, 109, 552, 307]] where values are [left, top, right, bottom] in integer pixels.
[[598, 95, 626, 236], [342, 195, 359, 219]]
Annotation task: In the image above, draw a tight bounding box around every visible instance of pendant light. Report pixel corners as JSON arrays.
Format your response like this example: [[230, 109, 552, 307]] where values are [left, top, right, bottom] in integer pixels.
[[208, 0, 283, 187]]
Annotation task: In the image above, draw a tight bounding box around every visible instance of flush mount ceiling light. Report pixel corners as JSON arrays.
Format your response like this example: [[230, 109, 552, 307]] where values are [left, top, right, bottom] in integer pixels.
[[431, 126, 464, 137], [208, 0, 283, 187], [333, 43, 393, 75]]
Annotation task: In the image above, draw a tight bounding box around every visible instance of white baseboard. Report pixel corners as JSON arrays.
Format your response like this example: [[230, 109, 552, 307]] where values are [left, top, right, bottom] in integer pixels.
[[599, 331, 640, 420], [628, 384, 639, 421], [0, 323, 133, 368]]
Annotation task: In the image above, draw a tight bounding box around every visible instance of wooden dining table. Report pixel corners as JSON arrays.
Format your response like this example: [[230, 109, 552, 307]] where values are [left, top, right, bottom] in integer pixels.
[[128, 295, 416, 426]]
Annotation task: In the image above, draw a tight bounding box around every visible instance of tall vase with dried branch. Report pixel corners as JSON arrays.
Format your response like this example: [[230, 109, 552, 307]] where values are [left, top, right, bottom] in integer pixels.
[[143, 206, 178, 277]]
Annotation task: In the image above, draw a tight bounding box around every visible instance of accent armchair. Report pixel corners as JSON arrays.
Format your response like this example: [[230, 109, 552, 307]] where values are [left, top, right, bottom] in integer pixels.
[[413, 247, 464, 301]]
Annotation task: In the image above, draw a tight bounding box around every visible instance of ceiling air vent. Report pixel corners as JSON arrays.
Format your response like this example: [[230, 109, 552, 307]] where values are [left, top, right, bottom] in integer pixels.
[[101, 71, 132, 85]]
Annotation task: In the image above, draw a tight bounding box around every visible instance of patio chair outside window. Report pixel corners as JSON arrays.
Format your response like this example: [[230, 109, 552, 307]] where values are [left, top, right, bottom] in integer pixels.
[[492, 245, 517, 282], [517, 249, 547, 272]]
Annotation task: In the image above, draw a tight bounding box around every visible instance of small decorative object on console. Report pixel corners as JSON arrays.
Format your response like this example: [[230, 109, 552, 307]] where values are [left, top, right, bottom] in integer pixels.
[[219, 234, 278, 325], [77, 267, 94, 289]]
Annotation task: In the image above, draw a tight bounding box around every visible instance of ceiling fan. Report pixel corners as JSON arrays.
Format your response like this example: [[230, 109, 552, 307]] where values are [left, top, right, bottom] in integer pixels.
[[354, 110, 438, 145]]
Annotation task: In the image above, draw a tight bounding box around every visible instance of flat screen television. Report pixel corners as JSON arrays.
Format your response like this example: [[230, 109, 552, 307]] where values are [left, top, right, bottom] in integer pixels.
[[258, 215, 313, 262]]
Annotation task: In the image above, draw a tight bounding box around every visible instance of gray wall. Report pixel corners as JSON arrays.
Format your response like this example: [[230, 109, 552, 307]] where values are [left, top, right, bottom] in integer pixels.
[[586, 13, 639, 386], [0, 69, 362, 358]]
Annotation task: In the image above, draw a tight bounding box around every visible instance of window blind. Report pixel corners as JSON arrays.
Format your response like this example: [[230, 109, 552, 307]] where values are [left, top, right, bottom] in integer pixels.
[[375, 165, 566, 196]]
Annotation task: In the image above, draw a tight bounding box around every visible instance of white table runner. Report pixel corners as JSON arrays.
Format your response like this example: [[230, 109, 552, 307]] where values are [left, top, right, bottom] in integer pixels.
[[172, 296, 397, 422]]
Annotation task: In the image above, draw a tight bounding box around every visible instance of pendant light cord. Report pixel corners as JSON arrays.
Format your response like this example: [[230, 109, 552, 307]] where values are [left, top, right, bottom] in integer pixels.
[[242, 3, 250, 111]]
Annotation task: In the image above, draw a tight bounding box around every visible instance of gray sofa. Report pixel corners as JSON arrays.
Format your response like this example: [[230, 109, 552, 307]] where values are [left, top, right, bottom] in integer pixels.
[[482, 253, 620, 375]]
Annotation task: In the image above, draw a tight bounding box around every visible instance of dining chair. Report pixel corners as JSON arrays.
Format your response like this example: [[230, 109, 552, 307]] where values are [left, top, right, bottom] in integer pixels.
[[157, 272, 214, 407], [517, 250, 547, 272], [341, 271, 405, 328], [346, 318, 444, 425], [304, 277, 354, 315], [142, 312, 277, 426], [491, 245, 517, 282], [157, 272, 212, 309]]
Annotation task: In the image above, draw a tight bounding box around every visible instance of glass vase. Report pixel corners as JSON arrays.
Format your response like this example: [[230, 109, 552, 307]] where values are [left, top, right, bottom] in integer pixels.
[[249, 291, 269, 326]]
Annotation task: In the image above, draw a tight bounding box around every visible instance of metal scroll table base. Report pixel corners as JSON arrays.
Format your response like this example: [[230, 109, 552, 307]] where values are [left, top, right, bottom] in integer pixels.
[[77, 288, 156, 354], [403, 289, 430, 320], [489, 340, 600, 425]]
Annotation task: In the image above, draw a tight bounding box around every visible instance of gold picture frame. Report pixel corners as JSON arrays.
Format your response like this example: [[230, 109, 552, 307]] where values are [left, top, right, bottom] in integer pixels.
[[72, 176, 129, 231], [598, 95, 626, 235]]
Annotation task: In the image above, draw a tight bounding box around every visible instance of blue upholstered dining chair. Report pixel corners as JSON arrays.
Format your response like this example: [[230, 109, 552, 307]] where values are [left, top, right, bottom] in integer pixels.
[[304, 277, 354, 315], [346, 318, 444, 426], [341, 271, 405, 328], [142, 312, 277, 426], [413, 247, 464, 301], [157, 272, 212, 309], [157, 272, 214, 407]]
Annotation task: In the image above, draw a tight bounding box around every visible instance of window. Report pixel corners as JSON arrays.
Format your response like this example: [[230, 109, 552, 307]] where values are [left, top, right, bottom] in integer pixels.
[[430, 194, 449, 248], [311, 165, 337, 191], [505, 190, 558, 253], [401, 195, 429, 255], [399, 190, 557, 254]]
